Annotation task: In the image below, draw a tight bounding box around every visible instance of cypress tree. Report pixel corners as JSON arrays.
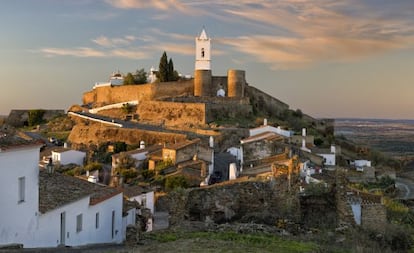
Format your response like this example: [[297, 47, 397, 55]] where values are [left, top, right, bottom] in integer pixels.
[[158, 51, 169, 82], [168, 58, 175, 81]]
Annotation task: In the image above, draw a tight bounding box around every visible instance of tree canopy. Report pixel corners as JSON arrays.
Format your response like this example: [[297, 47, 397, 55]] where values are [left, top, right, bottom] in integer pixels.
[[123, 68, 147, 85]]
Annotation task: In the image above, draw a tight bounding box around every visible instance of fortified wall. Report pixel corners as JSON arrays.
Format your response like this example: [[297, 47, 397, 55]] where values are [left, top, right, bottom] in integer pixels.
[[137, 101, 207, 126], [245, 86, 289, 117], [82, 80, 194, 107]]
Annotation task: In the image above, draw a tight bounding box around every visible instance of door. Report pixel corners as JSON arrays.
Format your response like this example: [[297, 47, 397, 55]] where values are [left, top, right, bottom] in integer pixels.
[[60, 212, 66, 245]]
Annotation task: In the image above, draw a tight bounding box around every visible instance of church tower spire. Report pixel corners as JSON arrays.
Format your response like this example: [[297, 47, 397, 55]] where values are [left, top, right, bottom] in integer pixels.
[[195, 28, 211, 70]]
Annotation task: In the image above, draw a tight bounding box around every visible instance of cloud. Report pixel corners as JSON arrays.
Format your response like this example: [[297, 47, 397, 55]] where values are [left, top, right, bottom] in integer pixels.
[[219, 35, 406, 70], [105, 0, 193, 13], [39, 1, 414, 69], [214, 0, 414, 68], [92, 35, 136, 47], [38, 47, 150, 60], [40, 47, 106, 58]]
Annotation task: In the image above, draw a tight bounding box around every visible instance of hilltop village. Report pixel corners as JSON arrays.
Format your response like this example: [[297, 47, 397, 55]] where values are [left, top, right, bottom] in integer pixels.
[[1, 30, 412, 252]]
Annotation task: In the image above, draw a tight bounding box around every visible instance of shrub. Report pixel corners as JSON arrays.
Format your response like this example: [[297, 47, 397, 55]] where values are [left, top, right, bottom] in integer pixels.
[[84, 162, 102, 171], [165, 175, 189, 191], [28, 109, 45, 126]]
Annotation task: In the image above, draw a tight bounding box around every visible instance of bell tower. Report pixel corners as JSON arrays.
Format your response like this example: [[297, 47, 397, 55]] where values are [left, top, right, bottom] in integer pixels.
[[195, 28, 211, 70]]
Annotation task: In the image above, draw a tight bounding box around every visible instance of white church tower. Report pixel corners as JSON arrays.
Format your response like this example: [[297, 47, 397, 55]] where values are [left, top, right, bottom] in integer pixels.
[[195, 28, 211, 70]]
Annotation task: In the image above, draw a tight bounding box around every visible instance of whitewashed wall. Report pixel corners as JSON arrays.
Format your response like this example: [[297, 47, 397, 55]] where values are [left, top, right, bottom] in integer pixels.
[[53, 150, 85, 166], [249, 125, 292, 138], [129, 191, 155, 214], [31, 193, 123, 248], [0, 146, 40, 247]]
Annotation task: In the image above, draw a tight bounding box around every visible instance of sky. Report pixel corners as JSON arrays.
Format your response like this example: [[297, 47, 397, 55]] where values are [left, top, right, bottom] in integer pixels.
[[1, 0, 414, 119]]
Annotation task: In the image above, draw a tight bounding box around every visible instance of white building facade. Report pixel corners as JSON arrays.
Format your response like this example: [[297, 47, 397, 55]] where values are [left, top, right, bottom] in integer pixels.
[[0, 144, 41, 247], [52, 149, 86, 166], [0, 142, 124, 248]]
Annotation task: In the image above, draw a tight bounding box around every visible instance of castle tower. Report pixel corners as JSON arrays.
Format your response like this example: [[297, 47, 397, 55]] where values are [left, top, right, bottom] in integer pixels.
[[227, 69, 245, 98], [194, 28, 212, 96]]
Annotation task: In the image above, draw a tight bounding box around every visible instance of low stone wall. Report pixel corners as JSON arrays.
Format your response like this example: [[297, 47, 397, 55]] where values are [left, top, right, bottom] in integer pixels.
[[361, 204, 387, 232]]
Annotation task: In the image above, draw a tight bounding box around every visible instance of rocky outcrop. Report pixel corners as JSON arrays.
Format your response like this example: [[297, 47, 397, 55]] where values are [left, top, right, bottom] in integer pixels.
[[68, 123, 187, 147], [6, 109, 65, 127]]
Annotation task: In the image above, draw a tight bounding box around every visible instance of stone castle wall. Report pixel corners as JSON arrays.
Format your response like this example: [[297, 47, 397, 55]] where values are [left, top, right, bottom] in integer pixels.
[[137, 101, 206, 127], [162, 97, 252, 123], [206, 101, 252, 122], [211, 76, 228, 95], [245, 86, 289, 117], [82, 80, 194, 107], [152, 80, 194, 99]]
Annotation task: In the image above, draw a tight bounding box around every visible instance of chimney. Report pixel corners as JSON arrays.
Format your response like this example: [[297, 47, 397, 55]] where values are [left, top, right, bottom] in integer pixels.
[[140, 140, 145, 149]]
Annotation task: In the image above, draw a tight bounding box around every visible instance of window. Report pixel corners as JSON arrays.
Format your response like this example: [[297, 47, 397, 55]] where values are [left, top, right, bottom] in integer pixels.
[[76, 214, 83, 232], [201, 48, 205, 58], [141, 195, 147, 208], [95, 212, 99, 229], [111, 211, 115, 238], [18, 177, 25, 203]]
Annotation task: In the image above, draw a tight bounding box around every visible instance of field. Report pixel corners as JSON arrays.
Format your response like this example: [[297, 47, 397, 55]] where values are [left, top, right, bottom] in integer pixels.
[[335, 118, 414, 162]]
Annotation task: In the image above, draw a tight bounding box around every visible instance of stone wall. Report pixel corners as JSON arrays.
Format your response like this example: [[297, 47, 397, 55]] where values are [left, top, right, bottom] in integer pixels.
[[67, 124, 187, 147], [206, 100, 252, 122], [82, 80, 194, 107], [152, 80, 194, 100], [243, 140, 285, 162], [137, 101, 206, 127], [167, 181, 301, 226], [300, 194, 338, 229], [361, 204, 387, 232], [245, 86, 289, 117], [212, 76, 228, 95]]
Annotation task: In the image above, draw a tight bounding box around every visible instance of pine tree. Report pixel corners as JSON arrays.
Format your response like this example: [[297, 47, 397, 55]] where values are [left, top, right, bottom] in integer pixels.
[[168, 58, 177, 81]]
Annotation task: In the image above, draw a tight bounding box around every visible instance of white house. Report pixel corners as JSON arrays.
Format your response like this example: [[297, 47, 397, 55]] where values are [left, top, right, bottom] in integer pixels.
[[93, 71, 124, 89], [111, 144, 163, 171], [122, 186, 155, 233], [0, 140, 43, 248], [52, 148, 86, 166], [315, 145, 336, 166], [352, 159, 372, 171], [0, 133, 125, 248]]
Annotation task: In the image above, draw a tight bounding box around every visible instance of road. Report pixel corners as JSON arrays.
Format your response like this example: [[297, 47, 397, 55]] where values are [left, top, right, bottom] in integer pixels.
[[395, 177, 414, 200]]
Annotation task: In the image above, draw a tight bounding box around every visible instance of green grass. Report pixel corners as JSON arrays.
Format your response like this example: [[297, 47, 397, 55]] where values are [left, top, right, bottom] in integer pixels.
[[44, 131, 71, 141], [148, 231, 319, 253]]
